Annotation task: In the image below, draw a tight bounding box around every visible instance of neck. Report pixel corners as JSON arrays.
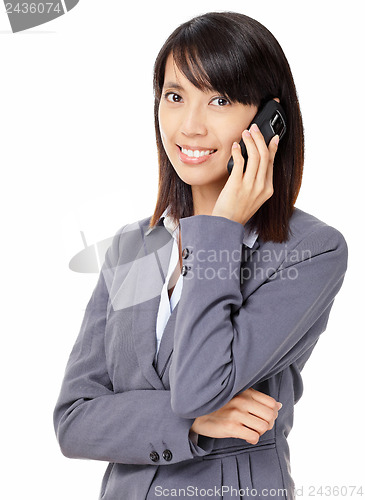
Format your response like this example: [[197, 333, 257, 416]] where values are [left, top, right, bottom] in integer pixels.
[[191, 180, 226, 216]]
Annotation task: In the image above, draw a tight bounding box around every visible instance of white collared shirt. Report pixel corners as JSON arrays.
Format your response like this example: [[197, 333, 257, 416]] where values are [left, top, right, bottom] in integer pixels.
[[154, 209, 259, 360]]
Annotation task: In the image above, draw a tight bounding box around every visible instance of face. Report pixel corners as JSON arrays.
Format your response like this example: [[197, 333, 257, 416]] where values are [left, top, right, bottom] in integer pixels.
[[158, 53, 258, 190]]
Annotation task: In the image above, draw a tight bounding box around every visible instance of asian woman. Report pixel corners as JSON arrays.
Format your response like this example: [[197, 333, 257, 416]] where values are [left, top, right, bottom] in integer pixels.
[[53, 11, 348, 499]]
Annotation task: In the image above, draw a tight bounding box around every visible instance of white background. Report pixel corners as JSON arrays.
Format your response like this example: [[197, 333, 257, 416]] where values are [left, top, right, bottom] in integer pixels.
[[1, 1, 363, 498]]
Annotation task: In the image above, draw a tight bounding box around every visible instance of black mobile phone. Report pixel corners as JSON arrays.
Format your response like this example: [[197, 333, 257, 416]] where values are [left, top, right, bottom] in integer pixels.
[[227, 100, 287, 175]]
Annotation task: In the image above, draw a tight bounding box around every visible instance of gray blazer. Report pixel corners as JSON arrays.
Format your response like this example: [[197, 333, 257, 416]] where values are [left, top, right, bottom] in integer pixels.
[[53, 207, 348, 499]]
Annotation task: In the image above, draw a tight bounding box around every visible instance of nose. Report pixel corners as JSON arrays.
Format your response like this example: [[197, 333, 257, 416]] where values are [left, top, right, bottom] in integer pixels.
[[180, 104, 208, 137]]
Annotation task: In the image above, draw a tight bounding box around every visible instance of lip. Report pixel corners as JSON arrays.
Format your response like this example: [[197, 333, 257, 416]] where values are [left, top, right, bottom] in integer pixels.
[[176, 145, 217, 165]]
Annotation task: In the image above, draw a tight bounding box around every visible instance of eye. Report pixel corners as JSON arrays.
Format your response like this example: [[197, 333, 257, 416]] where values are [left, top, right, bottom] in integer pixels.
[[210, 96, 230, 107], [164, 92, 183, 103]]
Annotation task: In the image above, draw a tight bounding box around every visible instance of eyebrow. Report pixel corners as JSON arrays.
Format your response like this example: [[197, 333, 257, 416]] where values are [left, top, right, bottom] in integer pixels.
[[162, 82, 185, 91]]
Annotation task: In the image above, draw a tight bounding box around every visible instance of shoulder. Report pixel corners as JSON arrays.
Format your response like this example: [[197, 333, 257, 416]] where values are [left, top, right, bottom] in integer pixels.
[[288, 207, 346, 243], [288, 207, 347, 248], [111, 214, 152, 237], [104, 214, 164, 268], [282, 207, 348, 273], [110, 214, 154, 244]]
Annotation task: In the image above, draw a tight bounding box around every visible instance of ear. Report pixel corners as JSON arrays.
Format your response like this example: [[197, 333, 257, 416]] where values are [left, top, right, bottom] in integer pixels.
[[273, 97, 280, 103]]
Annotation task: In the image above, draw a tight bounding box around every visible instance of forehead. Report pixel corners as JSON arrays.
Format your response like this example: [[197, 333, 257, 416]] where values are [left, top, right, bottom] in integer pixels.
[[162, 52, 213, 93], [162, 53, 187, 86]]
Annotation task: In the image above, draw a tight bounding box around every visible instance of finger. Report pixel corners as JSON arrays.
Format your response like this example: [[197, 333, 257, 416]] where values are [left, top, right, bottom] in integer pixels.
[[250, 123, 271, 185], [234, 425, 260, 445], [249, 388, 281, 411], [240, 129, 260, 184], [244, 399, 279, 425], [236, 392, 279, 424], [230, 141, 245, 181], [266, 134, 279, 186], [237, 412, 270, 436]]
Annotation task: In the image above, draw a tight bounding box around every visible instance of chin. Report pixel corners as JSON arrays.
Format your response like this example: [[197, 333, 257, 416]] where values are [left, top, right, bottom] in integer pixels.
[[174, 167, 228, 188]]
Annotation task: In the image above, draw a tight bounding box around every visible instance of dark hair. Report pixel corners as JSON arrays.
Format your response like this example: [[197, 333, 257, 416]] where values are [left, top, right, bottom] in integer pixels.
[[149, 11, 304, 243]]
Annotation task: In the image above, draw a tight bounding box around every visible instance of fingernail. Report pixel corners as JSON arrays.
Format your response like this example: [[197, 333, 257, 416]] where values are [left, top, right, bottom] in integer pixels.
[[250, 123, 259, 133], [233, 141, 239, 149], [278, 402, 283, 410], [274, 135, 279, 146], [243, 130, 251, 138]]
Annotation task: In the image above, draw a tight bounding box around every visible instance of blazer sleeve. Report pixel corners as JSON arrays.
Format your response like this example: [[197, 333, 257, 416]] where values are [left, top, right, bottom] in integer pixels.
[[53, 225, 213, 465], [169, 215, 348, 419]]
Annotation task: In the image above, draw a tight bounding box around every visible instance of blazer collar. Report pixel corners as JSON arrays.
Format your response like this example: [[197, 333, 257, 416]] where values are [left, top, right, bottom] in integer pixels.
[[146, 207, 259, 249]]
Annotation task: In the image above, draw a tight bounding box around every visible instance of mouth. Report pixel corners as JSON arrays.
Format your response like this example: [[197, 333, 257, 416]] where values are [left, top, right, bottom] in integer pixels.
[[176, 145, 218, 164], [178, 145, 217, 157]]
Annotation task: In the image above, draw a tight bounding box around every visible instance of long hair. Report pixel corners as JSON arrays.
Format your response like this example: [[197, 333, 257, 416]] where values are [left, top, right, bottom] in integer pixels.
[[149, 11, 304, 242]]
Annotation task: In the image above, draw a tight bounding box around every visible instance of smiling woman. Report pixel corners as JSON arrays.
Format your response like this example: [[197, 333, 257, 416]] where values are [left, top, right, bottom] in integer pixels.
[[53, 11, 348, 500], [151, 12, 304, 242]]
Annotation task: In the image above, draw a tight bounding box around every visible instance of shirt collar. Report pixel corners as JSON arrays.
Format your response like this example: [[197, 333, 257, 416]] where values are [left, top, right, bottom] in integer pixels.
[[146, 207, 259, 249]]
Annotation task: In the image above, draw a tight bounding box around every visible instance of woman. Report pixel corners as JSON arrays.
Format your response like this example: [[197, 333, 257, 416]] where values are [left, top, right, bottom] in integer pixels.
[[53, 12, 348, 499]]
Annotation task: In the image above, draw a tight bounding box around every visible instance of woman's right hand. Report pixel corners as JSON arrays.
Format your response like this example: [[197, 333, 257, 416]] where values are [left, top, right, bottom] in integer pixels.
[[190, 388, 282, 445]]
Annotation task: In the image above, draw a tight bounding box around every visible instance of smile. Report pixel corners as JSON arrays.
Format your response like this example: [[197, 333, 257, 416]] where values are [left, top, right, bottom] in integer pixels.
[[177, 145, 217, 165], [180, 146, 216, 157]]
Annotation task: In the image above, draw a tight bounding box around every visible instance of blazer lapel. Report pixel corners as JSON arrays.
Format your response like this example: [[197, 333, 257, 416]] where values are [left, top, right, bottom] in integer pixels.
[[153, 238, 263, 381], [131, 220, 177, 389], [153, 300, 179, 382], [131, 220, 262, 388], [132, 297, 165, 389]]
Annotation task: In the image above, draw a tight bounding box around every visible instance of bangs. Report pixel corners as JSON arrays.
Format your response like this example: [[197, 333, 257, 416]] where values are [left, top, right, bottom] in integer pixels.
[[157, 17, 265, 106]]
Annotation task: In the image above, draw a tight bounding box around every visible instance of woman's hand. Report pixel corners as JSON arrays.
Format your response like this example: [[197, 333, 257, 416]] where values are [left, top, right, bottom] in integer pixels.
[[212, 125, 279, 226], [190, 388, 282, 445]]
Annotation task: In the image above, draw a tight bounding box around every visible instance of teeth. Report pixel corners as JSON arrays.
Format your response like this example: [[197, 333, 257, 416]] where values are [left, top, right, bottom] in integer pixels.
[[181, 147, 215, 157]]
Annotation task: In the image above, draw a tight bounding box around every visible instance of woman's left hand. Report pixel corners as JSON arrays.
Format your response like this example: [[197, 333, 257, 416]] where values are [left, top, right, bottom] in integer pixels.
[[211, 124, 279, 226]]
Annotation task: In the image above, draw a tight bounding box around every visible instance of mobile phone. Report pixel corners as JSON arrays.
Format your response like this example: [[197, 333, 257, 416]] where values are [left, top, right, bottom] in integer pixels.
[[227, 100, 287, 175]]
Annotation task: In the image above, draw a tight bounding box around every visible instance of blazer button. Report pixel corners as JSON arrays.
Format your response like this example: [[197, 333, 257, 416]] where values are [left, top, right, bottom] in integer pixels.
[[182, 248, 190, 259], [149, 451, 160, 462], [181, 265, 188, 276], [162, 449, 173, 461]]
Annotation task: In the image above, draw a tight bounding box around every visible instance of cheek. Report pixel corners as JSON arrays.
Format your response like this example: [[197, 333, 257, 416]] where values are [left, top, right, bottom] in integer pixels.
[[158, 106, 166, 141], [219, 129, 242, 151], [221, 111, 257, 148], [158, 104, 174, 146], [158, 107, 177, 162]]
